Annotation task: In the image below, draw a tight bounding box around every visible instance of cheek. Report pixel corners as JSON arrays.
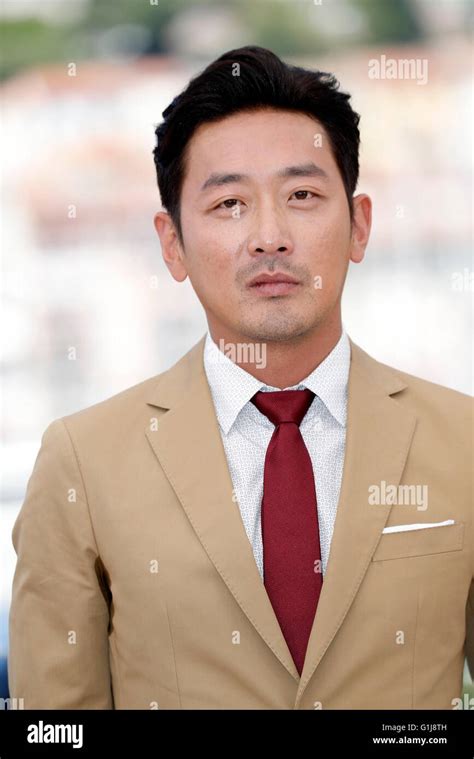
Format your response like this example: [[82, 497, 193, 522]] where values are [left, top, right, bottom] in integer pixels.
[[183, 210, 240, 264], [183, 233, 238, 301], [301, 220, 350, 297], [297, 198, 350, 252], [306, 225, 349, 272]]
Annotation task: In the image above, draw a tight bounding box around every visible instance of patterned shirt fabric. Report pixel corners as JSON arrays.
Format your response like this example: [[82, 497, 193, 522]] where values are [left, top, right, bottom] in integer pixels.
[[203, 328, 351, 582]]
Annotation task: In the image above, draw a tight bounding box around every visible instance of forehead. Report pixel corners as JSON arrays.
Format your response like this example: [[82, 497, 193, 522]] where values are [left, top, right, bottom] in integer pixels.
[[182, 108, 338, 188]]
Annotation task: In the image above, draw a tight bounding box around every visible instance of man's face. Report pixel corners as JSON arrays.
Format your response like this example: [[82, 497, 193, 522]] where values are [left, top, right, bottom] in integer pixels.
[[156, 108, 370, 343]]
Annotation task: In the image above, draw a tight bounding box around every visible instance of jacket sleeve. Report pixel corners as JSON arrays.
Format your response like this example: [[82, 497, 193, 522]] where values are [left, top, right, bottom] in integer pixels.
[[8, 417, 113, 709]]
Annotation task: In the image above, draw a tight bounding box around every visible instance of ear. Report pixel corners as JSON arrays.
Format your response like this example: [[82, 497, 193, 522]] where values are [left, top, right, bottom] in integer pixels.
[[349, 194, 372, 264], [153, 211, 188, 282]]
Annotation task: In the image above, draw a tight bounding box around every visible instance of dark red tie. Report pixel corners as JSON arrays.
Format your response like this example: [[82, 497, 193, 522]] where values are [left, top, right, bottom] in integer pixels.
[[251, 388, 323, 675]]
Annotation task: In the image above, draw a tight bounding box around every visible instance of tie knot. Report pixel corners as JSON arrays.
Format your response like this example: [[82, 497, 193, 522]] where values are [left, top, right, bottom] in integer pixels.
[[251, 388, 315, 427]]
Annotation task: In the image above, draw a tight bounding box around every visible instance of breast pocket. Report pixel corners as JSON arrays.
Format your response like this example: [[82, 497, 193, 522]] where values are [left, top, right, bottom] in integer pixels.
[[371, 521, 464, 561]]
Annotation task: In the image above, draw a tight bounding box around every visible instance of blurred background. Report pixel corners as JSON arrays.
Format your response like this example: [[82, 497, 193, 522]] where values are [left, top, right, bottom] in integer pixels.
[[1, 0, 473, 703]]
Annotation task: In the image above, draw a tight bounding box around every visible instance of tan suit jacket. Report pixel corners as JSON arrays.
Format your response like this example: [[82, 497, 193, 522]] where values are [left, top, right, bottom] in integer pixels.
[[8, 336, 474, 709]]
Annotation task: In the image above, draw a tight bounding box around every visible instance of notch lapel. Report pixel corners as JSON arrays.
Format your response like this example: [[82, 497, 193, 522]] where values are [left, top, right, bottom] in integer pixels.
[[294, 341, 417, 706], [145, 335, 300, 681]]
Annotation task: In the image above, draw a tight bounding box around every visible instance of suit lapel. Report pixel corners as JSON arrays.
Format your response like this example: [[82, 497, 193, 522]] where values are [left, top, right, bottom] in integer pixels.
[[145, 334, 417, 694], [295, 340, 417, 705], [145, 335, 300, 681]]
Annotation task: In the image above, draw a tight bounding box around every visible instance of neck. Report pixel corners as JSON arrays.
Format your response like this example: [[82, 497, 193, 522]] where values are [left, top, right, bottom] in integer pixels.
[[208, 316, 343, 389]]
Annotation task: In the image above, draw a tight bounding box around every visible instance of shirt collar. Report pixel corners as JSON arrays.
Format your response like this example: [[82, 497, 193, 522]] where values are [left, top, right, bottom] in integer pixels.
[[203, 328, 351, 435]]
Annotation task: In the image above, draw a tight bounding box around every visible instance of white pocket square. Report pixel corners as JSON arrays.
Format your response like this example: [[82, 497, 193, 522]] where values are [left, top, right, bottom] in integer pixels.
[[382, 519, 455, 534]]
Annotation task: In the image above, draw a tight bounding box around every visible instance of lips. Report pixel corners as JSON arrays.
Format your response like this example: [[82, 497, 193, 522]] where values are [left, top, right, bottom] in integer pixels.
[[248, 272, 300, 287]]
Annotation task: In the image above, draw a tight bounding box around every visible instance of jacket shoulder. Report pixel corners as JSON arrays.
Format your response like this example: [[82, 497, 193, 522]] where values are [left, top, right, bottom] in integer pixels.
[[379, 360, 472, 410], [62, 372, 165, 427], [351, 340, 472, 431], [55, 335, 206, 435]]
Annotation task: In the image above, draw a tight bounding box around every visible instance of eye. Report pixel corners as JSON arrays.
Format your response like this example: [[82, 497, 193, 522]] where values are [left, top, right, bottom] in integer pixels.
[[290, 190, 318, 201], [215, 198, 244, 210]]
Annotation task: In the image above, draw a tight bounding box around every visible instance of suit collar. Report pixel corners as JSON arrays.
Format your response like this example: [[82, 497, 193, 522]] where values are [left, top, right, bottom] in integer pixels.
[[146, 331, 408, 412], [202, 329, 351, 434]]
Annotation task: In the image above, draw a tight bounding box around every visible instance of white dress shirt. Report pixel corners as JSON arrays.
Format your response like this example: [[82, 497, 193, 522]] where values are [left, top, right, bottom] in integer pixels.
[[203, 329, 351, 582]]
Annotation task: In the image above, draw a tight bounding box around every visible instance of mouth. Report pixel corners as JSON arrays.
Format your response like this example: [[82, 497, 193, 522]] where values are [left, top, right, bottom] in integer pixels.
[[247, 272, 301, 297]]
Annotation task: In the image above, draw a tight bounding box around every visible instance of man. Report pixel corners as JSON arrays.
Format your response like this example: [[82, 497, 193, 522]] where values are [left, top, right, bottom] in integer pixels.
[[8, 46, 473, 710]]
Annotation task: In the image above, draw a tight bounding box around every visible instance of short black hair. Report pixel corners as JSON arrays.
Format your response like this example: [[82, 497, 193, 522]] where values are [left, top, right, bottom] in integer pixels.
[[153, 45, 361, 245]]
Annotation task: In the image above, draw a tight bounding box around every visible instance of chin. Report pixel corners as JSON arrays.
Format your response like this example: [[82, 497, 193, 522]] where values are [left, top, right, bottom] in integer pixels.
[[237, 318, 316, 343]]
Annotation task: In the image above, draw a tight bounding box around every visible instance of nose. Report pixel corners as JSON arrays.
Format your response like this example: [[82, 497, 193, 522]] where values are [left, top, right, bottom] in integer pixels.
[[247, 205, 294, 258], [250, 239, 291, 255]]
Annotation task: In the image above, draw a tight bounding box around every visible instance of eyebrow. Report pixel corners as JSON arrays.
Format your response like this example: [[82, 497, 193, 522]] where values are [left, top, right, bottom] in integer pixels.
[[200, 162, 330, 192]]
